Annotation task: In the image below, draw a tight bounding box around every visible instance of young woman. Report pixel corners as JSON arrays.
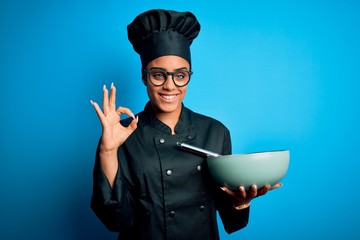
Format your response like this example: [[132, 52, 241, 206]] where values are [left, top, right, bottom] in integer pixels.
[[90, 9, 281, 240]]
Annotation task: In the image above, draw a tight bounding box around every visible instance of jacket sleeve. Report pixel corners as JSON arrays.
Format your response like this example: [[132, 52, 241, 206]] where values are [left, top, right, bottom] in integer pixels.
[[90, 142, 136, 232], [217, 193, 250, 234], [216, 129, 250, 234]]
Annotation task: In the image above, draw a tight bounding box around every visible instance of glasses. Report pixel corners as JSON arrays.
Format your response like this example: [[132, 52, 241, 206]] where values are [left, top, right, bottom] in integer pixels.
[[143, 68, 193, 87]]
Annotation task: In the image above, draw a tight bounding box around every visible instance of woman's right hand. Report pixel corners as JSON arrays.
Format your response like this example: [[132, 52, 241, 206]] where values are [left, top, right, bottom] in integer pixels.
[[91, 83, 138, 154]]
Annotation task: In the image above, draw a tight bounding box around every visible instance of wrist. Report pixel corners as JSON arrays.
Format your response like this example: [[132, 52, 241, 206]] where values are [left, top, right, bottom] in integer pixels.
[[99, 148, 118, 155], [99, 143, 118, 155], [98, 146, 118, 163], [233, 202, 250, 210]]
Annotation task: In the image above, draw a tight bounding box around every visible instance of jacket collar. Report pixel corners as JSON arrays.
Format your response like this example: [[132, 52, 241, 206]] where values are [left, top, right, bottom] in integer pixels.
[[141, 101, 192, 135]]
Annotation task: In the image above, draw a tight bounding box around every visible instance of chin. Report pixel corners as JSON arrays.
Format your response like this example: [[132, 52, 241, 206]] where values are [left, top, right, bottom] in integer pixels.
[[161, 104, 180, 113], [154, 101, 182, 113]]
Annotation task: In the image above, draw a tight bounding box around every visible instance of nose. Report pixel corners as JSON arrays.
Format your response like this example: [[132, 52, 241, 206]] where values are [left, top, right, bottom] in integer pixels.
[[162, 74, 176, 90]]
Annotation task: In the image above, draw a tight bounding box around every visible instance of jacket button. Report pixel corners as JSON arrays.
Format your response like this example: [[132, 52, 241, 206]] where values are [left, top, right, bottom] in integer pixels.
[[159, 138, 165, 144], [169, 211, 176, 217], [166, 170, 172, 176], [199, 205, 205, 211], [197, 165, 201, 171]]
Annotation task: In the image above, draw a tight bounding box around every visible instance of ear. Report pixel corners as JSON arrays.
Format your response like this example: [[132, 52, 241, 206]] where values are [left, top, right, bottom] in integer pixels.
[[141, 72, 148, 86], [142, 76, 147, 86]]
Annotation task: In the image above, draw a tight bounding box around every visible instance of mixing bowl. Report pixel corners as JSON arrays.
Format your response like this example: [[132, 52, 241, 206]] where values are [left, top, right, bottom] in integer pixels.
[[177, 142, 290, 190], [207, 150, 290, 190]]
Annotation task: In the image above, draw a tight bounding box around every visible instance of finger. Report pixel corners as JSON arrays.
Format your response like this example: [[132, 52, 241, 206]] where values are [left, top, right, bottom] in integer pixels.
[[116, 106, 136, 119], [249, 184, 258, 198], [109, 82, 116, 110], [270, 183, 283, 190], [257, 184, 271, 196], [220, 186, 237, 199], [127, 116, 138, 132], [102, 85, 109, 116], [238, 186, 246, 199], [90, 100, 105, 121]]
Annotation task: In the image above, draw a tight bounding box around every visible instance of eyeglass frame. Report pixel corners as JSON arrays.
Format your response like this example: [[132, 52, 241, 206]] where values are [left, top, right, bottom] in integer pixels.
[[142, 68, 193, 87]]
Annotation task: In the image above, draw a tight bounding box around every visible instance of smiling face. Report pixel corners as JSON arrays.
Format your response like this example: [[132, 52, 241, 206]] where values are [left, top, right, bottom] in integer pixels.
[[143, 55, 190, 118]]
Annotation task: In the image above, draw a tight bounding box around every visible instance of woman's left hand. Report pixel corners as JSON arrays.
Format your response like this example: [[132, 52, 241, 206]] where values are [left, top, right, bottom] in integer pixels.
[[221, 183, 283, 210]]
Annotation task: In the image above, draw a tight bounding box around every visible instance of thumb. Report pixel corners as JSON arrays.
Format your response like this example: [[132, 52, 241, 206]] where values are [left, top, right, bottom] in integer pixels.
[[127, 115, 138, 132]]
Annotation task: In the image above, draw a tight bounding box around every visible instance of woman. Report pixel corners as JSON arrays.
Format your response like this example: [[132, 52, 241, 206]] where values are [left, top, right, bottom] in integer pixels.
[[90, 9, 281, 240]]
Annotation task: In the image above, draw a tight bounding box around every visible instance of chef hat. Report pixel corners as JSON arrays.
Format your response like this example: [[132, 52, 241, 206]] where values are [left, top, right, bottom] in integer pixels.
[[127, 9, 201, 68]]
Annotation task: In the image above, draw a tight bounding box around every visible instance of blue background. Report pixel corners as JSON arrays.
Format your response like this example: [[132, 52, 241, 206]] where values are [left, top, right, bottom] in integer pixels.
[[1, 1, 359, 239]]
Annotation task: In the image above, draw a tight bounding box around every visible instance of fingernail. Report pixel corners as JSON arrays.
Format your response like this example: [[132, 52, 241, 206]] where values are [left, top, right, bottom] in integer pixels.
[[136, 116, 139, 123], [252, 184, 257, 190], [111, 82, 114, 88], [239, 186, 245, 191], [90, 100, 94, 105], [103, 85, 106, 90], [220, 187, 226, 191]]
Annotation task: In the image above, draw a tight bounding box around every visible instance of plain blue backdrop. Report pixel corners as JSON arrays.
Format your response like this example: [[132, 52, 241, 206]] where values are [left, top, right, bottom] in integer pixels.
[[1, 1, 359, 239]]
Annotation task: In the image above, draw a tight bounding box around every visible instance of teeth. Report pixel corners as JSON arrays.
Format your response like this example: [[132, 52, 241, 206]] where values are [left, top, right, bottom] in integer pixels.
[[161, 95, 176, 100]]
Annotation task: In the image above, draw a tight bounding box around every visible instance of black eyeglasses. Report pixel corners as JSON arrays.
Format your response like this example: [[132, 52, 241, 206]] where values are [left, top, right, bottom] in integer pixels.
[[143, 68, 193, 87]]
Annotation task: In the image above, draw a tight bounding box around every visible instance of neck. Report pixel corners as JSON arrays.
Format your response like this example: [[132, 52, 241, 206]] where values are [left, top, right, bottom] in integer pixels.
[[154, 105, 182, 135]]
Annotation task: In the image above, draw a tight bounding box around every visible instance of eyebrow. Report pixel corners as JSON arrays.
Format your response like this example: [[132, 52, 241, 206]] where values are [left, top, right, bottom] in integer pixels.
[[148, 67, 189, 71]]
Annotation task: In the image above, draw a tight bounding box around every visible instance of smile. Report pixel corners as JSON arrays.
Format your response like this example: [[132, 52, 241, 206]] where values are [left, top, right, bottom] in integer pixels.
[[159, 94, 178, 100]]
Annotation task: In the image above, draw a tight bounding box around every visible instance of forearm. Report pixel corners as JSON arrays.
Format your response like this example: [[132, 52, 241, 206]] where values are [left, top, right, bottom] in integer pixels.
[[99, 146, 118, 188]]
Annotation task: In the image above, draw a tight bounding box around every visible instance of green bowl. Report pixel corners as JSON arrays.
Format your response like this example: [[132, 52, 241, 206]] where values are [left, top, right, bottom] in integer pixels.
[[207, 150, 290, 190]]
